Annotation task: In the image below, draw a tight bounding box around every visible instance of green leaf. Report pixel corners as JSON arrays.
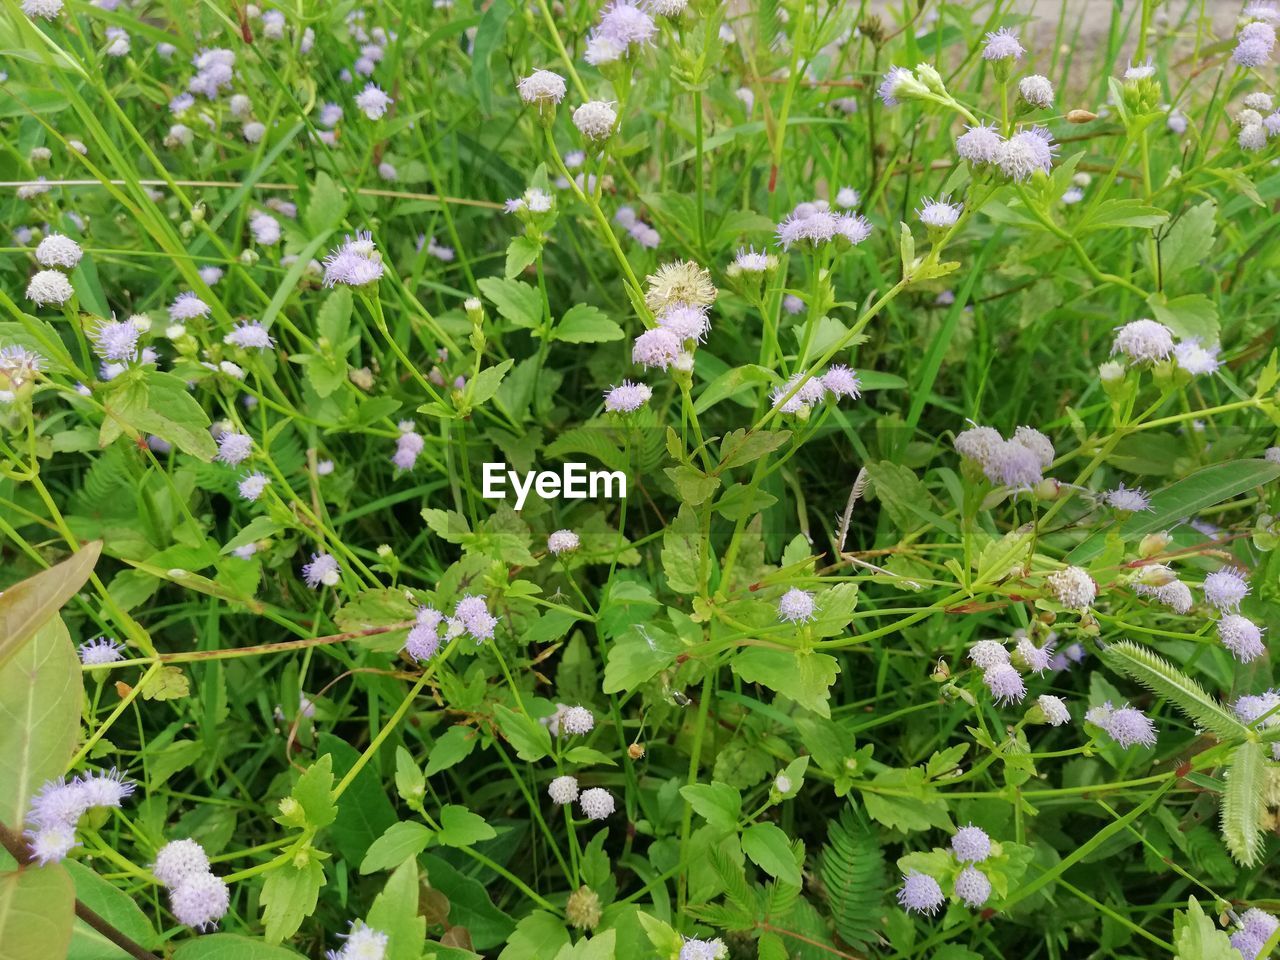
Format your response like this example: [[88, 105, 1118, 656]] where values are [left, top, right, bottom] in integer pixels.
[[679, 781, 742, 832], [438, 804, 497, 847], [505, 235, 541, 279], [0, 616, 82, 825], [0, 542, 101, 670], [319, 734, 397, 865], [498, 911, 570, 960], [368, 859, 427, 960], [259, 858, 325, 943], [469, 0, 512, 114], [422, 853, 515, 950], [1173, 897, 1238, 960], [220, 517, 282, 555], [476, 277, 542, 329], [732, 648, 840, 718], [718, 429, 790, 470], [466, 359, 515, 407], [1221, 741, 1267, 866], [1158, 199, 1217, 283], [66, 860, 163, 955], [172, 935, 306, 959], [1100, 641, 1247, 740], [291, 754, 337, 829], [664, 465, 720, 506], [103, 371, 218, 461], [1069, 460, 1280, 562], [602, 623, 681, 694], [493, 704, 552, 761], [661, 504, 701, 595], [360, 821, 435, 874], [819, 805, 886, 949], [305, 171, 348, 234], [424, 726, 478, 777], [554, 304, 625, 343], [741, 822, 802, 887], [395, 746, 425, 804], [0, 864, 74, 960], [1076, 198, 1170, 232], [1147, 292, 1219, 343]]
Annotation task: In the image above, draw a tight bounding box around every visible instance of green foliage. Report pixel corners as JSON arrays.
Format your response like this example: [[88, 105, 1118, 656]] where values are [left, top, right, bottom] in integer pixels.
[[819, 806, 887, 951]]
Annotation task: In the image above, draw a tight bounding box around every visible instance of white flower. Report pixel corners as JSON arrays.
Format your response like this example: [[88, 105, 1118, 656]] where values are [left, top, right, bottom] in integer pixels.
[[578, 787, 615, 820], [26, 270, 75, 306], [517, 70, 567, 106], [573, 100, 617, 140], [1018, 75, 1055, 109], [548, 776, 579, 805], [35, 233, 83, 269]]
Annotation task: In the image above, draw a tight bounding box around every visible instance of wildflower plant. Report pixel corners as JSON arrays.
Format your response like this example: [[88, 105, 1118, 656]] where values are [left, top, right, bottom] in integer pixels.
[[1, 1, 1279, 958]]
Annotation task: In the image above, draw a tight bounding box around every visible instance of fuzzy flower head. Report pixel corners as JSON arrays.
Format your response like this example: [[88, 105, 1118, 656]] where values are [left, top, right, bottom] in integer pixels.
[[897, 871, 944, 915], [603, 380, 651, 413], [547, 529, 580, 555], [224, 320, 274, 350], [982, 439, 1043, 488], [169, 872, 229, 931], [90, 320, 140, 363], [76, 768, 134, 809], [951, 824, 992, 862], [560, 705, 595, 735], [954, 424, 1003, 464], [404, 607, 443, 662], [632, 327, 683, 370], [78, 636, 124, 665], [1174, 339, 1221, 376], [323, 231, 384, 288], [1112, 318, 1174, 363], [822, 365, 862, 400], [327, 921, 389, 960], [238, 472, 270, 501], [644, 260, 717, 314], [1103, 483, 1150, 513], [1045, 566, 1097, 609], [916, 196, 962, 229], [355, 83, 392, 120], [771, 373, 827, 414], [877, 66, 925, 107], [1019, 75, 1055, 109], [968, 638, 1010, 669], [592, 1, 656, 53], [982, 27, 1025, 61], [954, 864, 992, 908], [27, 823, 78, 864], [548, 775, 579, 805], [27, 270, 75, 306], [1204, 567, 1250, 611], [997, 127, 1057, 181], [26, 778, 88, 829], [35, 233, 83, 269], [777, 587, 816, 624], [657, 303, 711, 343], [22, 0, 64, 19], [679, 939, 728, 960], [302, 552, 341, 589], [573, 100, 617, 140], [983, 662, 1026, 704], [956, 123, 1004, 165], [1014, 635, 1053, 674], [1102, 703, 1158, 748], [0, 345, 42, 389], [1219, 614, 1265, 662], [517, 70, 567, 107], [579, 787, 615, 820], [1035, 694, 1071, 726], [152, 838, 211, 888], [169, 291, 211, 322], [730, 246, 776, 274], [215, 432, 252, 466]]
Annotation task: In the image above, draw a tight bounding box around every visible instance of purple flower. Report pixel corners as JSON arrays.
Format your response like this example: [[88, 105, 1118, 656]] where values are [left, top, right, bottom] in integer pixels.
[[302, 552, 340, 589], [355, 83, 392, 120], [603, 380, 652, 413], [983, 663, 1026, 704], [1204, 567, 1249, 611], [169, 291, 210, 322], [777, 588, 816, 623], [1174, 339, 1220, 376], [996, 127, 1057, 181], [632, 328, 683, 369], [90, 320, 139, 362], [215, 432, 252, 466], [78, 637, 124, 665], [897, 872, 944, 915], [1095, 702, 1158, 748], [877, 66, 916, 107], [392, 421, 424, 471], [968, 639, 1009, 669], [951, 824, 991, 862], [954, 865, 992, 907], [657, 304, 711, 342], [323, 231, 384, 287], [224, 321, 274, 350], [822, 365, 861, 399], [982, 27, 1024, 60], [1103, 483, 1150, 512], [404, 607, 442, 662], [956, 123, 1004, 165], [1112, 318, 1174, 363], [982, 439, 1043, 488], [1218, 614, 1265, 662], [916, 196, 962, 228], [238, 472, 270, 501]]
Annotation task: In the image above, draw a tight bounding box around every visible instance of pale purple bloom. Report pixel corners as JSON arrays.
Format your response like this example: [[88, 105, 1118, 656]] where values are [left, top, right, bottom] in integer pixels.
[[916, 196, 961, 228], [877, 66, 915, 107], [1091, 702, 1157, 748], [1103, 483, 1150, 512], [1219, 614, 1265, 662], [392, 421, 424, 470], [1046, 566, 1097, 609], [777, 588, 816, 623], [982, 439, 1042, 487], [238, 471, 271, 501], [632, 327, 683, 369], [822, 365, 861, 399], [405, 607, 442, 662], [35, 233, 82, 269], [982, 27, 1024, 60], [997, 127, 1056, 181], [951, 824, 991, 862], [169, 873, 229, 930], [517, 70, 567, 105], [1015, 635, 1053, 673], [323, 231, 384, 287], [1204, 567, 1249, 611], [983, 662, 1026, 704], [1037, 694, 1070, 726], [956, 123, 1004, 165], [79, 637, 124, 665], [604, 380, 651, 413], [169, 292, 210, 322], [968, 639, 1009, 669], [1112, 318, 1174, 363], [302, 552, 340, 589], [91, 320, 140, 362], [548, 530, 580, 555], [657, 303, 710, 342], [319, 102, 344, 127], [26, 270, 75, 306], [355, 83, 392, 120], [224, 321, 274, 350], [249, 211, 280, 245], [215, 432, 252, 466], [1173, 339, 1221, 375], [897, 872, 944, 915]]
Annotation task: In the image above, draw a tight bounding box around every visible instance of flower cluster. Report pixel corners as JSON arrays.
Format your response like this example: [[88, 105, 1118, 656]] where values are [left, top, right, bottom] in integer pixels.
[[954, 423, 1054, 489], [25, 770, 134, 865], [152, 838, 230, 930]]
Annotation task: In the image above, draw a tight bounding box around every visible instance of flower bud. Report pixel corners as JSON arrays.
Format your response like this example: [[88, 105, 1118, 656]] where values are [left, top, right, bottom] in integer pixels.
[[1138, 531, 1172, 558]]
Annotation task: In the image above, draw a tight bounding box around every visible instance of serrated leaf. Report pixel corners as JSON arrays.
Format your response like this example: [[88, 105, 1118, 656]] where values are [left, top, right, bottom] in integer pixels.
[[360, 821, 435, 874], [554, 304, 624, 343], [1099, 641, 1247, 740], [259, 858, 325, 943], [679, 781, 741, 832], [1221, 740, 1267, 866], [367, 859, 427, 960], [437, 804, 497, 847], [476, 277, 541, 329], [493, 703, 551, 761]]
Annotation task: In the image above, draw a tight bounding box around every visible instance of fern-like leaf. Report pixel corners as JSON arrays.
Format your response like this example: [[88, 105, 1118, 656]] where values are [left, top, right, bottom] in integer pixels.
[[1221, 740, 1267, 866], [1100, 641, 1248, 740], [819, 805, 886, 949]]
